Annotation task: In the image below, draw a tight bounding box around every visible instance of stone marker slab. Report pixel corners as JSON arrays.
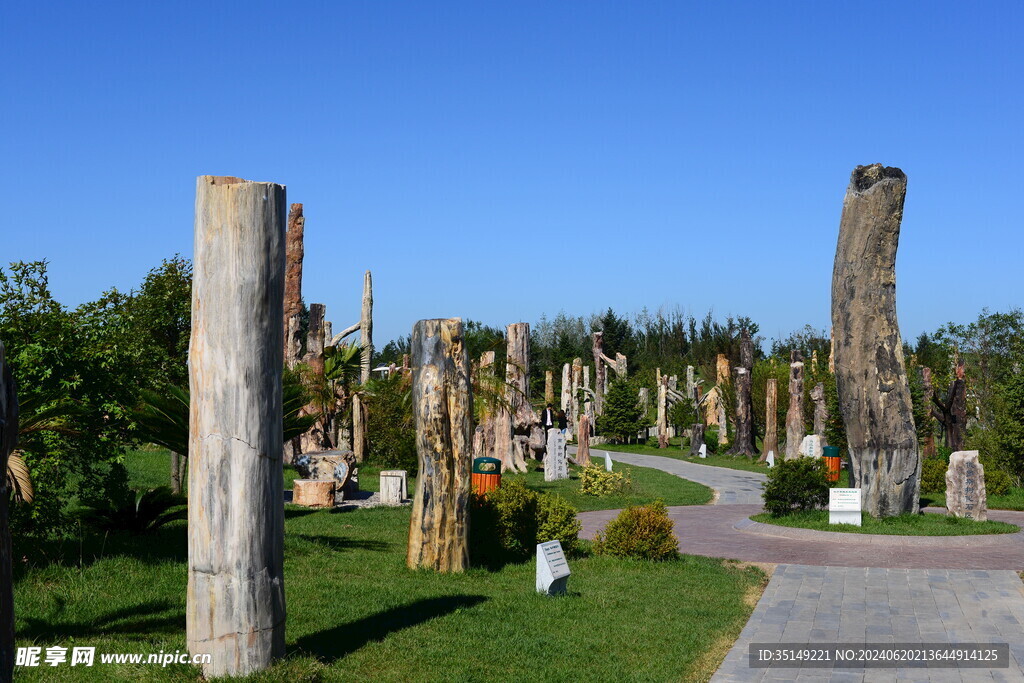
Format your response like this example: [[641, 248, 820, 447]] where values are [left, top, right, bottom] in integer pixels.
[[536, 540, 570, 595], [798, 434, 823, 458], [829, 487, 862, 526], [946, 450, 988, 521], [765, 450, 775, 467], [604, 451, 613, 472], [698, 443, 707, 459], [544, 429, 568, 481]]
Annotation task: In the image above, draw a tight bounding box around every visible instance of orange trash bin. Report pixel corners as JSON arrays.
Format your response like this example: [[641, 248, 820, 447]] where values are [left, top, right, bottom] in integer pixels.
[[472, 457, 501, 495], [823, 445, 841, 483]]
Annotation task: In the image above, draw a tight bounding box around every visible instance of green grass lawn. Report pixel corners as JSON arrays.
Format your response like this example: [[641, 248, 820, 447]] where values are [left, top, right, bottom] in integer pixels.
[[13, 466, 763, 682], [920, 487, 1024, 512], [751, 510, 1019, 536], [596, 442, 771, 474], [125, 448, 713, 511]]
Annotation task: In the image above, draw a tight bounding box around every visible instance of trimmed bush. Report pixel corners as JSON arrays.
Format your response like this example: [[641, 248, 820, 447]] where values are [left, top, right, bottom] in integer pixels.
[[470, 479, 580, 565], [762, 457, 830, 517], [593, 500, 679, 561], [579, 464, 630, 496], [980, 457, 1012, 496], [920, 457, 947, 494]]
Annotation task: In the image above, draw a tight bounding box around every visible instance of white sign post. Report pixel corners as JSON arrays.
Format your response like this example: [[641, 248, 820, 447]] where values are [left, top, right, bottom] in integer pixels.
[[829, 488, 862, 526], [536, 540, 571, 595], [765, 450, 775, 467], [698, 443, 707, 459], [604, 451, 613, 472]]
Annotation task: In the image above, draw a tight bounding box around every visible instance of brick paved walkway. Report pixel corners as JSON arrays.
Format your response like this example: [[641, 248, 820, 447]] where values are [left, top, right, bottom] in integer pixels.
[[582, 447, 767, 504], [711, 565, 1024, 682]]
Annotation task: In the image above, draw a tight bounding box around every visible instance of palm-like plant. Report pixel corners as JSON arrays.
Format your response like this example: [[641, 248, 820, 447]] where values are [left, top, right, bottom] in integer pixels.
[[81, 486, 187, 534], [7, 395, 87, 504]]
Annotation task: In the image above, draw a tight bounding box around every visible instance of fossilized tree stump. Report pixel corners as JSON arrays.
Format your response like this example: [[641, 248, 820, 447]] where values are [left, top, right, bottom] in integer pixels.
[[1, 342, 18, 683], [544, 370, 554, 406], [577, 414, 592, 466], [657, 374, 669, 448], [932, 359, 967, 452], [292, 479, 335, 508], [810, 382, 828, 441], [283, 202, 305, 368], [785, 350, 805, 460], [729, 329, 758, 457], [352, 270, 374, 463], [188, 176, 286, 677], [407, 318, 472, 572], [494, 323, 535, 472], [831, 164, 920, 517], [592, 332, 606, 414], [760, 378, 778, 462]]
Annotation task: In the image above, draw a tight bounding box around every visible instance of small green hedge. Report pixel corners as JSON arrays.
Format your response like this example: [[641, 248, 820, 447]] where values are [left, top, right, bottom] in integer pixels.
[[593, 500, 679, 561], [762, 457, 830, 517]]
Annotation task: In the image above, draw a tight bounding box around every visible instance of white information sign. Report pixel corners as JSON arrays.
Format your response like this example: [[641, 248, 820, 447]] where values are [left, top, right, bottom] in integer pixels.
[[829, 488, 862, 526], [536, 540, 571, 595], [604, 451, 613, 472], [765, 450, 775, 467], [698, 443, 707, 459]]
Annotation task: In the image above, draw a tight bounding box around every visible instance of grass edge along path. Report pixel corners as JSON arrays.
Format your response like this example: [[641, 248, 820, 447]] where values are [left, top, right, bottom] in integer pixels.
[[750, 510, 1019, 536], [597, 442, 770, 474], [15, 502, 764, 682]]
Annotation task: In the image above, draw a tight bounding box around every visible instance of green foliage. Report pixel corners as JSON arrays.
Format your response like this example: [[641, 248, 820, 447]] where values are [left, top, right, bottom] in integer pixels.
[[470, 479, 580, 565], [994, 364, 1024, 485], [596, 378, 645, 443], [983, 464, 1012, 496], [704, 427, 719, 454], [81, 486, 187, 534], [667, 399, 696, 432], [762, 457, 830, 517], [363, 373, 416, 471], [920, 457, 948, 494], [593, 500, 680, 561], [579, 464, 630, 496]]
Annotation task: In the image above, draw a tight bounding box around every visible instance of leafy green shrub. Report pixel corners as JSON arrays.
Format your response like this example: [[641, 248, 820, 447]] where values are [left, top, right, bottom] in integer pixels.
[[470, 479, 581, 565], [364, 374, 416, 471], [704, 427, 719, 455], [762, 457, 830, 517], [536, 494, 581, 554], [980, 458, 1012, 496], [81, 487, 187, 534], [596, 379, 646, 443], [920, 457, 947, 493], [593, 500, 679, 561], [579, 465, 630, 496]]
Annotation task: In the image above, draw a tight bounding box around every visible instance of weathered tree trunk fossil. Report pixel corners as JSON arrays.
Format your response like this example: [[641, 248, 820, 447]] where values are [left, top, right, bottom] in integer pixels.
[[760, 378, 778, 462], [1, 341, 18, 683], [283, 203, 305, 369], [407, 319, 472, 572], [494, 323, 535, 472], [728, 329, 758, 457], [785, 350, 805, 460], [810, 382, 828, 441], [690, 423, 704, 457], [544, 370, 554, 406], [657, 374, 669, 448], [592, 332, 605, 414], [577, 414, 591, 466], [351, 271, 373, 463], [932, 359, 967, 452], [188, 176, 286, 677], [570, 358, 583, 438], [299, 303, 328, 453], [832, 164, 920, 517]]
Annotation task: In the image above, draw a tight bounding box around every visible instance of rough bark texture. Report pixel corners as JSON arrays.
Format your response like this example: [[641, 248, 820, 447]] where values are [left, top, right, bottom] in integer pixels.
[[657, 375, 669, 448], [352, 271, 373, 463], [831, 164, 920, 517], [544, 370, 554, 406], [932, 360, 967, 452], [170, 451, 185, 495], [592, 332, 605, 414], [729, 329, 758, 456], [785, 351, 805, 460], [494, 323, 534, 473], [188, 176, 286, 677], [921, 367, 937, 457], [292, 479, 335, 507], [690, 423, 704, 457], [577, 414, 591, 466], [407, 319, 473, 572], [560, 363, 571, 412], [299, 303, 327, 453], [811, 382, 828, 440], [570, 358, 583, 438], [760, 378, 778, 462], [715, 354, 730, 446], [283, 203, 304, 368], [0, 342, 17, 683]]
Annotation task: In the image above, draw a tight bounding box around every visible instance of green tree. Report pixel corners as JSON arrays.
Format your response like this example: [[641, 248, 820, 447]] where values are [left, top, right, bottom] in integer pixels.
[[597, 378, 645, 443]]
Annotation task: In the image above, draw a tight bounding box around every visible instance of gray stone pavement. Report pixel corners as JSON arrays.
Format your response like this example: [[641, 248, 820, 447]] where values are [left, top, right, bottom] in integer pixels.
[[580, 447, 767, 504], [712, 565, 1024, 682]]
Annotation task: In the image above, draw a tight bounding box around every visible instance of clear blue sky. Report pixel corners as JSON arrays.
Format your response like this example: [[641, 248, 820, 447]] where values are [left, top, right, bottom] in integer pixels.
[[2, 2, 1021, 347]]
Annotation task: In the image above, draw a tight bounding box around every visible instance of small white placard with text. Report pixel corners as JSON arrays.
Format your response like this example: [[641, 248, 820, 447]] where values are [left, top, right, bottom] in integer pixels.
[[829, 488, 862, 526], [536, 540, 571, 595]]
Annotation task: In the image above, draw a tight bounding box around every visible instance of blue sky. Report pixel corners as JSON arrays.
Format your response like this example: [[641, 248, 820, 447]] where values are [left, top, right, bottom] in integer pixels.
[[2, 2, 1021, 347]]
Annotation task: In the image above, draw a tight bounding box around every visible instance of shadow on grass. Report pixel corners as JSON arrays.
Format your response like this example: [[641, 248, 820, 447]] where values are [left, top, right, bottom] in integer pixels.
[[292, 534, 390, 552], [18, 598, 183, 640], [296, 595, 487, 663], [14, 523, 188, 575]]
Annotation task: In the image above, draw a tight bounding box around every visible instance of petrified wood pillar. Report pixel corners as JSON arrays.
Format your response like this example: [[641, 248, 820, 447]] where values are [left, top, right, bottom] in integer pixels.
[[932, 359, 967, 452], [0, 342, 17, 683], [657, 375, 669, 448], [494, 323, 534, 472], [544, 370, 554, 406], [560, 363, 571, 412], [785, 350, 805, 460], [352, 271, 373, 463], [760, 378, 778, 462], [577, 414, 592, 466], [729, 329, 758, 457], [408, 318, 472, 572], [690, 423, 705, 457], [831, 164, 920, 517], [570, 358, 583, 437], [283, 203, 304, 368], [299, 303, 327, 453], [188, 176, 286, 677], [592, 332, 605, 414], [811, 382, 828, 440]]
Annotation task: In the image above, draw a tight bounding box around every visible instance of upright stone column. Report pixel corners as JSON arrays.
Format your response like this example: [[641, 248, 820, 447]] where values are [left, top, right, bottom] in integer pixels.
[[188, 176, 286, 677], [785, 350, 805, 460], [832, 164, 920, 517]]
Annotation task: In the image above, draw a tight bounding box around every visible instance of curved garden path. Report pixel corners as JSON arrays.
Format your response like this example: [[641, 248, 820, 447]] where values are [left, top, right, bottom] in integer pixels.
[[577, 448, 1024, 680]]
